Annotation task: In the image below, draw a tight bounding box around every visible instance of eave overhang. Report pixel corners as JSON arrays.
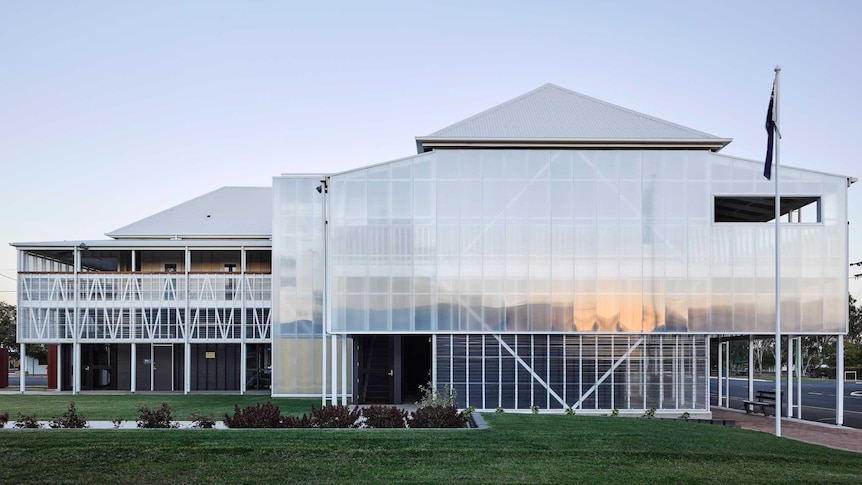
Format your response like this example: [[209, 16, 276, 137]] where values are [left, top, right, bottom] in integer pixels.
[[415, 137, 733, 153]]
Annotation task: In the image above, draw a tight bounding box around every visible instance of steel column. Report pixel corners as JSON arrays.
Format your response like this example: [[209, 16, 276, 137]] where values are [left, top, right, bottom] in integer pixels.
[[837, 335, 844, 426], [787, 335, 793, 417], [717, 340, 723, 407], [748, 336, 754, 401], [19, 343, 25, 393], [130, 343, 136, 392]]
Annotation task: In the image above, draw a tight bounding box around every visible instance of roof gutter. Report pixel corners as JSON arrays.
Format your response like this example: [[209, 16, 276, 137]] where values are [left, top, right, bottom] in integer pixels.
[[416, 137, 733, 153]]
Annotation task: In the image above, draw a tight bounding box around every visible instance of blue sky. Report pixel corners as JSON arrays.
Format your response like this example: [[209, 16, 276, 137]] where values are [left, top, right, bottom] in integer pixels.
[[2, 0, 861, 302]]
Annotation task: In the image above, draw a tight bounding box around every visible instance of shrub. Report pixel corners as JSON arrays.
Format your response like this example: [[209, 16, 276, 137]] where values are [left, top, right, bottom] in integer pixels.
[[190, 413, 216, 429], [49, 401, 88, 429], [565, 407, 576, 416], [14, 412, 41, 429], [0, 412, 8, 427], [643, 407, 656, 419], [416, 381, 457, 407], [610, 408, 619, 417], [282, 414, 313, 428], [530, 405, 540, 414], [680, 411, 691, 420], [224, 402, 284, 428], [361, 406, 408, 428], [409, 405, 466, 429], [112, 418, 124, 429], [495, 407, 505, 414], [310, 404, 361, 428], [137, 402, 178, 429]]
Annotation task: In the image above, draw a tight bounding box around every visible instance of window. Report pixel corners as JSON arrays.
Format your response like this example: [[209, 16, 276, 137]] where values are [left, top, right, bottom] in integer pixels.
[[714, 196, 820, 223], [164, 264, 177, 300], [224, 264, 236, 300]]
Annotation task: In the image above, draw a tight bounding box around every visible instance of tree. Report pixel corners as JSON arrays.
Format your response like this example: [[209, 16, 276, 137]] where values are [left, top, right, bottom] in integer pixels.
[[849, 295, 862, 345], [752, 338, 767, 374], [0, 302, 16, 358], [0, 302, 47, 363]]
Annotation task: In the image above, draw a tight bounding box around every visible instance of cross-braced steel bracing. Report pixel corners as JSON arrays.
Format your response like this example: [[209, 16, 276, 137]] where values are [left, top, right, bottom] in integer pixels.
[[16, 272, 272, 344], [435, 334, 707, 411]]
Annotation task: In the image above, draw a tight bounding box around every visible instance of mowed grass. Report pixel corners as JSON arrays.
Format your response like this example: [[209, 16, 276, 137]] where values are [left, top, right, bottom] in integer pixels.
[[0, 405, 861, 483], [0, 394, 316, 421]]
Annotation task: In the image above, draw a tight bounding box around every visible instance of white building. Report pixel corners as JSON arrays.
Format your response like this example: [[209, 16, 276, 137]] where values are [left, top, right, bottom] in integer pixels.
[[13, 84, 853, 416]]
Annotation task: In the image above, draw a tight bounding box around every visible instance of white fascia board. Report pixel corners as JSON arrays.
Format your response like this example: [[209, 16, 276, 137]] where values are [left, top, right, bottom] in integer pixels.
[[415, 137, 733, 151], [11, 239, 272, 250], [711, 152, 855, 181]]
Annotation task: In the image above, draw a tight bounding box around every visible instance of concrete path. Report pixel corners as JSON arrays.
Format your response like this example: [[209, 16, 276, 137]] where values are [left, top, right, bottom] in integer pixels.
[[711, 407, 862, 454]]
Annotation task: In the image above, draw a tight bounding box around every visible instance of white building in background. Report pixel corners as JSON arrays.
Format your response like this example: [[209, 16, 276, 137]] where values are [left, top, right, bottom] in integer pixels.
[[13, 84, 853, 416]]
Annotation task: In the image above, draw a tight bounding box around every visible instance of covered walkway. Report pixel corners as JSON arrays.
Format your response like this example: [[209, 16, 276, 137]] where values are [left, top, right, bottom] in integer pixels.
[[711, 407, 862, 453]]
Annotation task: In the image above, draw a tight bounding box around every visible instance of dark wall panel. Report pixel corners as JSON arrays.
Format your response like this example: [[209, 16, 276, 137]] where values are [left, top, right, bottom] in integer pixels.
[[190, 343, 240, 391]]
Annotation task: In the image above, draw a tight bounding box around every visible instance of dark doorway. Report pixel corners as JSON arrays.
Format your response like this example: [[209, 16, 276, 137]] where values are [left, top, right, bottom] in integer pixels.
[[246, 343, 272, 391], [400, 336, 432, 404], [81, 344, 117, 390], [355, 335, 393, 404], [355, 335, 432, 404], [152, 345, 173, 391]]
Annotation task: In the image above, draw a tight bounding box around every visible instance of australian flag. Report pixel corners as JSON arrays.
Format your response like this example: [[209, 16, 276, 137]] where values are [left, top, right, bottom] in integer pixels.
[[764, 82, 777, 179]]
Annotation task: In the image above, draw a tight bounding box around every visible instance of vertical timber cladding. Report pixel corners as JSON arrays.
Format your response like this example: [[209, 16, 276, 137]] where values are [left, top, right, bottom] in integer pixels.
[[190, 343, 241, 391], [435, 334, 707, 411]]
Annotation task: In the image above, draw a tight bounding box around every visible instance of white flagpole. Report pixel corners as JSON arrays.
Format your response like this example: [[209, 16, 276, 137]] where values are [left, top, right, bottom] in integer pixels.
[[772, 65, 782, 437]]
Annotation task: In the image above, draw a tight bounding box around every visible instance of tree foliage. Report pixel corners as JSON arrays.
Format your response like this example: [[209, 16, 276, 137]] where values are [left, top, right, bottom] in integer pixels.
[[0, 302, 48, 362], [0, 302, 17, 356], [849, 295, 862, 345]]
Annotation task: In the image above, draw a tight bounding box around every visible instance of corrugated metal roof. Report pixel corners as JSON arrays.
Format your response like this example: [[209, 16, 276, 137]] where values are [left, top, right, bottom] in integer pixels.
[[106, 186, 272, 239], [420, 83, 723, 142]]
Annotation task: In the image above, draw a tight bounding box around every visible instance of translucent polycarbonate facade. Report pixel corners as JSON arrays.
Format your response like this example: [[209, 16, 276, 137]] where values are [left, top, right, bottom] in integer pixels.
[[271, 176, 326, 395], [327, 149, 848, 335], [435, 334, 707, 411]]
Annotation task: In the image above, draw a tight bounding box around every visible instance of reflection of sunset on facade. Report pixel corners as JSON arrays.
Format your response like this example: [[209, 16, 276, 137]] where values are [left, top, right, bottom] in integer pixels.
[[13, 85, 852, 415]]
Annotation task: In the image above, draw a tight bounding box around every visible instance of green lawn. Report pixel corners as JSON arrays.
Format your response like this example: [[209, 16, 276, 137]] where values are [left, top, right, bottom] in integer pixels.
[[0, 394, 316, 421], [0, 403, 860, 483]]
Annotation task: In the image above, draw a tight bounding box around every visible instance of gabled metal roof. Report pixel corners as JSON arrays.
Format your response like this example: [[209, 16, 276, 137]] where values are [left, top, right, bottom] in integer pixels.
[[416, 83, 731, 152], [106, 186, 272, 239]]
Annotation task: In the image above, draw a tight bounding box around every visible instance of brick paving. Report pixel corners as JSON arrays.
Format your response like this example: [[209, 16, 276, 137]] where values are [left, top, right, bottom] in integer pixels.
[[711, 407, 862, 453]]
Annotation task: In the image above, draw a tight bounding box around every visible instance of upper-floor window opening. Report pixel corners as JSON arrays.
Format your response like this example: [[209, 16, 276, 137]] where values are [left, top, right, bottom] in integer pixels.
[[714, 196, 820, 223]]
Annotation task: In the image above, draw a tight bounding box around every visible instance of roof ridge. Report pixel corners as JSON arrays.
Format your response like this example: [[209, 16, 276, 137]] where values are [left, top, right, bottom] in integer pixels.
[[422, 83, 719, 140], [424, 83, 558, 137], [546, 84, 717, 138]]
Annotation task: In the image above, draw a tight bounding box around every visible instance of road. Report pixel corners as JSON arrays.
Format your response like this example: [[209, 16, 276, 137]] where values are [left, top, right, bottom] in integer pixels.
[[5, 374, 48, 388], [710, 377, 862, 429]]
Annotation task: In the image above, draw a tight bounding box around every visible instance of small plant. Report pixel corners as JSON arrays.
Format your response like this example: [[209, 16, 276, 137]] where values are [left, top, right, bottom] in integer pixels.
[[495, 407, 505, 414], [136, 402, 178, 429], [361, 406, 408, 429], [14, 412, 41, 429], [49, 401, 88, 429], [112, 418, 124, 429], [680, 411, 691, 420], [190, 413, 216, 429], [0, 411, 8, 427], [530, 405, 540, 414], [410, 405, 467, 428], [643, 407, 656, 419], [310, 404, 361, 428], [416, 381, 457, 408], [565, 407, 576, 416], [461, 406, 476, 420], [610, 408, 619, 417], [224, 402, 284, 428]]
